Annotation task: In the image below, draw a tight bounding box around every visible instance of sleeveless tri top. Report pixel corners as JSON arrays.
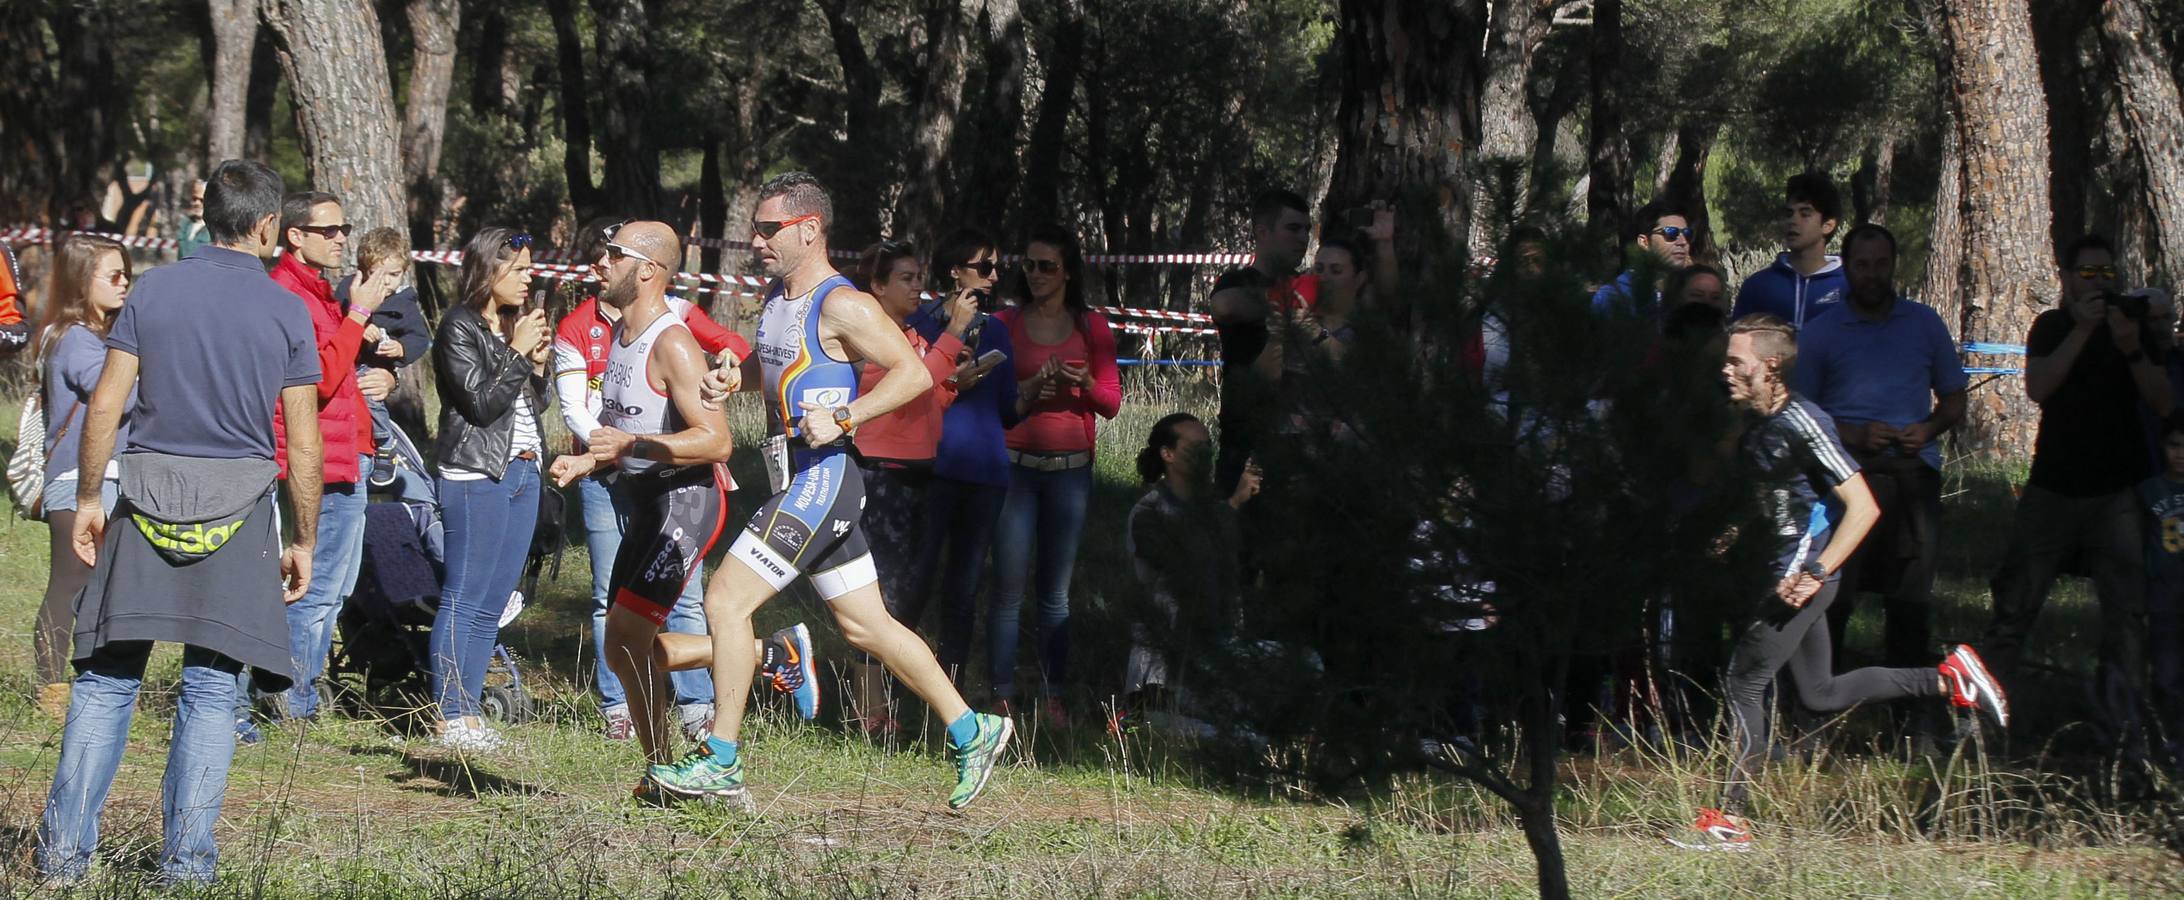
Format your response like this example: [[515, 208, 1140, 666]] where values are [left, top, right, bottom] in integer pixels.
[[600, 307, 690, 474], [755, 274, 861, 451]]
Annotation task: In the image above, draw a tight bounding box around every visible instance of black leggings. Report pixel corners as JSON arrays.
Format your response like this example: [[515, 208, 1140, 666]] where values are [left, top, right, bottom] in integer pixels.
[[1721, 579, 1942, 813], [38, 510, 89, 684]]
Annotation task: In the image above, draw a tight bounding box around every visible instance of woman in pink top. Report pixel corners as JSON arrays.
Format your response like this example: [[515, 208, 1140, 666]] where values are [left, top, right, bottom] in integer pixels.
[[990, 225, 1120, 725], [849, 240, 980, 734]]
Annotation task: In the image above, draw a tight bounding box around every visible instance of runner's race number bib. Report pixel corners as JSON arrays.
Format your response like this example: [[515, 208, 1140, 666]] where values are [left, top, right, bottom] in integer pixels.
[[763, 434, 791, 494]]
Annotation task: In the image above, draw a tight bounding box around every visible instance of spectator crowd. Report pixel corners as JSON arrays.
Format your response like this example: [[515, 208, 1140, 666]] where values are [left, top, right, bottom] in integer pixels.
[[2, 158, 2179, 874]]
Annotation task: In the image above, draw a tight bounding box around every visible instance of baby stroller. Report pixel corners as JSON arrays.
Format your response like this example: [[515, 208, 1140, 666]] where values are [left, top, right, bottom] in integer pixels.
[[328, 419, 565, 724]]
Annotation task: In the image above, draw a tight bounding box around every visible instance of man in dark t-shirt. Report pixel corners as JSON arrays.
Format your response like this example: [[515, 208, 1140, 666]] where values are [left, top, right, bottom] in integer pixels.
[[1211, 189, 1317, 495], [1982, 235, 2171, 738]]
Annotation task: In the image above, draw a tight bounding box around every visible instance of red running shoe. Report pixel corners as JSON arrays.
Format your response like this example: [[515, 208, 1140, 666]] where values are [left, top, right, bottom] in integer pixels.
[[1938, 644, 2010, 729], [1667, 807, 1753, 852]]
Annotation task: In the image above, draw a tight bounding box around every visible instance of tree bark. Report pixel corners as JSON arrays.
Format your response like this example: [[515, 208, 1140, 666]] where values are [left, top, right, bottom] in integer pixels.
[[700, 134, 726, 274], [1586, 0, 1632, 240], [244, 25, 279, 162], [1922, 104, 1966, 327], [2098, 0, 2184, 292], [2032, 0, 2095, 248], [548, 0, 600, 217], [1527, 42, 1586, 227], [1935, 0, 2058, 459], [469, 5, 509, 116], [402, 0, 460, 248], [894, 0, 975, 245], [1467, 0, 1554, 257], [206, 0, 256, 164], [813, 0, 886, 246], [1020, 0, 1086, 231], [1661, 123, 1718, 258], [1851, 137, 1896, 225], [591, 0, 664, 219], [263, 0, 408, 245], [961, 0, 1027, 234], [1326, 1, 1485, 249]]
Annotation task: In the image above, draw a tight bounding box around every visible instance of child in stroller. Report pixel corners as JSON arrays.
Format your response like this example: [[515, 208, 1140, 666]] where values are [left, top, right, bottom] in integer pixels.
[[332, 418, 558, 724]]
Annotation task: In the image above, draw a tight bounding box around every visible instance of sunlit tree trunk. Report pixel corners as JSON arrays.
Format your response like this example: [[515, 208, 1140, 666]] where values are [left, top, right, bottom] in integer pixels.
[[402, 0, 460, 247], [1466, 0, 1554, 257], [2098, 0, 2184, 291], [1934, 0, 2057, 459], [894, 0, 975, 245], [262, 0, 409, 245], [205, 0, 255, 164]]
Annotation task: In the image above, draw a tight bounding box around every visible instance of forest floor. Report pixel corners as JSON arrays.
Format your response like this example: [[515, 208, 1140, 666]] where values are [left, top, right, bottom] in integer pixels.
[[0, 384, 2178, 897]]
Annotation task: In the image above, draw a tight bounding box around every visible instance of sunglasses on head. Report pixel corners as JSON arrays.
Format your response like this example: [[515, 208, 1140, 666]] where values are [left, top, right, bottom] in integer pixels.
[[956, 259, 998, 277], [1021, 258, 1062, 275], [605, 241, 657, 265], [506, 232, 534, 250], [753, 213, 820, 240], [295, 223, 353, 239], [1653, 226, 1691, 243], [2076, 265, 2119, 280]]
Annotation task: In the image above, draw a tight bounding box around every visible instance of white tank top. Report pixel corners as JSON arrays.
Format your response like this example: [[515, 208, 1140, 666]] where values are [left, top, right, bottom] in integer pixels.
[[600, 308, 689, 474]]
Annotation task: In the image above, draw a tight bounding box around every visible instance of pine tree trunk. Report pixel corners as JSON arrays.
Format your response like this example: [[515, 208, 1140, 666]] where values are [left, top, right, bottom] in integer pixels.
[[591, 0, 663, 219], [813, 0, 885, 245], [1922, 110, 1965, 327], [2099, 0, 2184, 292], [1661, 123, 1717, 256], [1586, 0, 1631, 240], [1020, 0, 1085, 232], [1327, 0, 1485, 247], [700, 135, 725, 274], [961, 0, 1026, 232], [205, 0, 255, 163], [548, 0, 599, 217], [1466, 0, 1552, 257], [894, 0, 973, 245], [1935, 0, 2057, 459], [243, 27, 278, 162], [1851, 137, 1895, 225], [262, 0, 408, 246], [402, 0, 460, 247], [2033, 1, 2094, 248]]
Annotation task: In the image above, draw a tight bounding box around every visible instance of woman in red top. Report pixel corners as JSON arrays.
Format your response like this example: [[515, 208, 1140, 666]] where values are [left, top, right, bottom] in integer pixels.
[[990, 225, 1120, 724], [846, 239, 978, 734]]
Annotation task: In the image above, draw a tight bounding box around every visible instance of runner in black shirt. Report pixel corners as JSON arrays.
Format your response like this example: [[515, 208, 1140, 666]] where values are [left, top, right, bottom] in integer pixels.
[[1672, 314, 2007, 852]]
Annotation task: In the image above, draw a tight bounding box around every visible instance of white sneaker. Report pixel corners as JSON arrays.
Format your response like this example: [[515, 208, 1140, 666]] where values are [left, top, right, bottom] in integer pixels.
[[435, 720, 508, 753]]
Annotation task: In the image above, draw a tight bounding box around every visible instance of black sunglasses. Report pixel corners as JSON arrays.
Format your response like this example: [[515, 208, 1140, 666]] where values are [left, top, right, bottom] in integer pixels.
[[957, 259, 998, 277], [294, 223, 353, 238], [1021, 258, 1062, 274]]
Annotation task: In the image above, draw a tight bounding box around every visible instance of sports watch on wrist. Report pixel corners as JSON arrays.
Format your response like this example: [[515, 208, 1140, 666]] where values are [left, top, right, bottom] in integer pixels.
[[832, 406, 856, 435], [1801, 559, 1829, 580]]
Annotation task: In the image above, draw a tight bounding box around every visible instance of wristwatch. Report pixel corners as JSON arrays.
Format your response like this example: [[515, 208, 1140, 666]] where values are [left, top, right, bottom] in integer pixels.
[[832, 406, 856, 435], [1801, 559, 1829, 580]]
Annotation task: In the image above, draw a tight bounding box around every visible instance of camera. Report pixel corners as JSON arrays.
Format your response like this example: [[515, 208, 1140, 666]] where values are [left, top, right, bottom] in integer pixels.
[[2104, 290, 2150, 320]]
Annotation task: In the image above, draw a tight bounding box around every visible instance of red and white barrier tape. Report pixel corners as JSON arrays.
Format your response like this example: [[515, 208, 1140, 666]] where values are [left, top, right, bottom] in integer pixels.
[[2, 226, 178, 251]]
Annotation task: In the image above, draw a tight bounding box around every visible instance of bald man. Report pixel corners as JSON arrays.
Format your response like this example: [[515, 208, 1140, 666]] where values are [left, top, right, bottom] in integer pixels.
[[548, 221, 743, 774]]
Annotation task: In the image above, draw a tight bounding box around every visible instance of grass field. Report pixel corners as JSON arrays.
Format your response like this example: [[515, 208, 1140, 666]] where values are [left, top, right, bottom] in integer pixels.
[[0, 377, 2178, 897]]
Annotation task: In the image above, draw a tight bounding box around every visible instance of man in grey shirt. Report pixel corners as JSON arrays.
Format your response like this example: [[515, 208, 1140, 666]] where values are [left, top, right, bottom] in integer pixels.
[[35, 159, 323, 886]]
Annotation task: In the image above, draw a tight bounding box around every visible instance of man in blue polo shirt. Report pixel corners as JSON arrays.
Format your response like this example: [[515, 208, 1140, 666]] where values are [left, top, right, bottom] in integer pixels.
[[1792, 224, 1967, 669]]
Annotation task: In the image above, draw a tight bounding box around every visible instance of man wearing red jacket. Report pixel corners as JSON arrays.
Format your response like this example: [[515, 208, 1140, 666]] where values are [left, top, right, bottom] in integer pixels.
[[266, 191, 399, 722]]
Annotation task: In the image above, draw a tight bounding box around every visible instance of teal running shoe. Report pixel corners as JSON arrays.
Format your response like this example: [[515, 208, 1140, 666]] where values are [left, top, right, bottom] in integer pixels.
[[648, 745, 753, 810], [948, 712, 1014, 810]]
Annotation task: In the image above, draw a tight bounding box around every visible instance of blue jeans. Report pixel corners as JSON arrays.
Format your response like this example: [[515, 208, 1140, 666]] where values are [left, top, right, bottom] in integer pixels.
[[283, 455, 373, 717], [38, 641, 244, 883], [432, 460, 539, 719], [578, 474, 715, 712], [914, 476, 1007, 681], [989, 462, 1093, 700]]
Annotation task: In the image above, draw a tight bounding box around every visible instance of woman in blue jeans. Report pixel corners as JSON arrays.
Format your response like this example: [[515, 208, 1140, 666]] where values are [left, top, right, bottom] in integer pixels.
[[429, 227, 551, 751], [908, 229, 1019, 683], [990, 225, 1120, 726]]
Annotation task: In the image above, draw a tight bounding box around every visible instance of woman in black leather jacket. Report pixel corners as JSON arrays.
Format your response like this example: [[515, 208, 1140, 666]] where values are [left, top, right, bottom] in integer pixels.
[[427, 226, 550, 751]]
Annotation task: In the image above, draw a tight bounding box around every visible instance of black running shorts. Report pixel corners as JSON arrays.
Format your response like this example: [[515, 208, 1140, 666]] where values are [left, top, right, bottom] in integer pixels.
[[609, 463, 731, 625]]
